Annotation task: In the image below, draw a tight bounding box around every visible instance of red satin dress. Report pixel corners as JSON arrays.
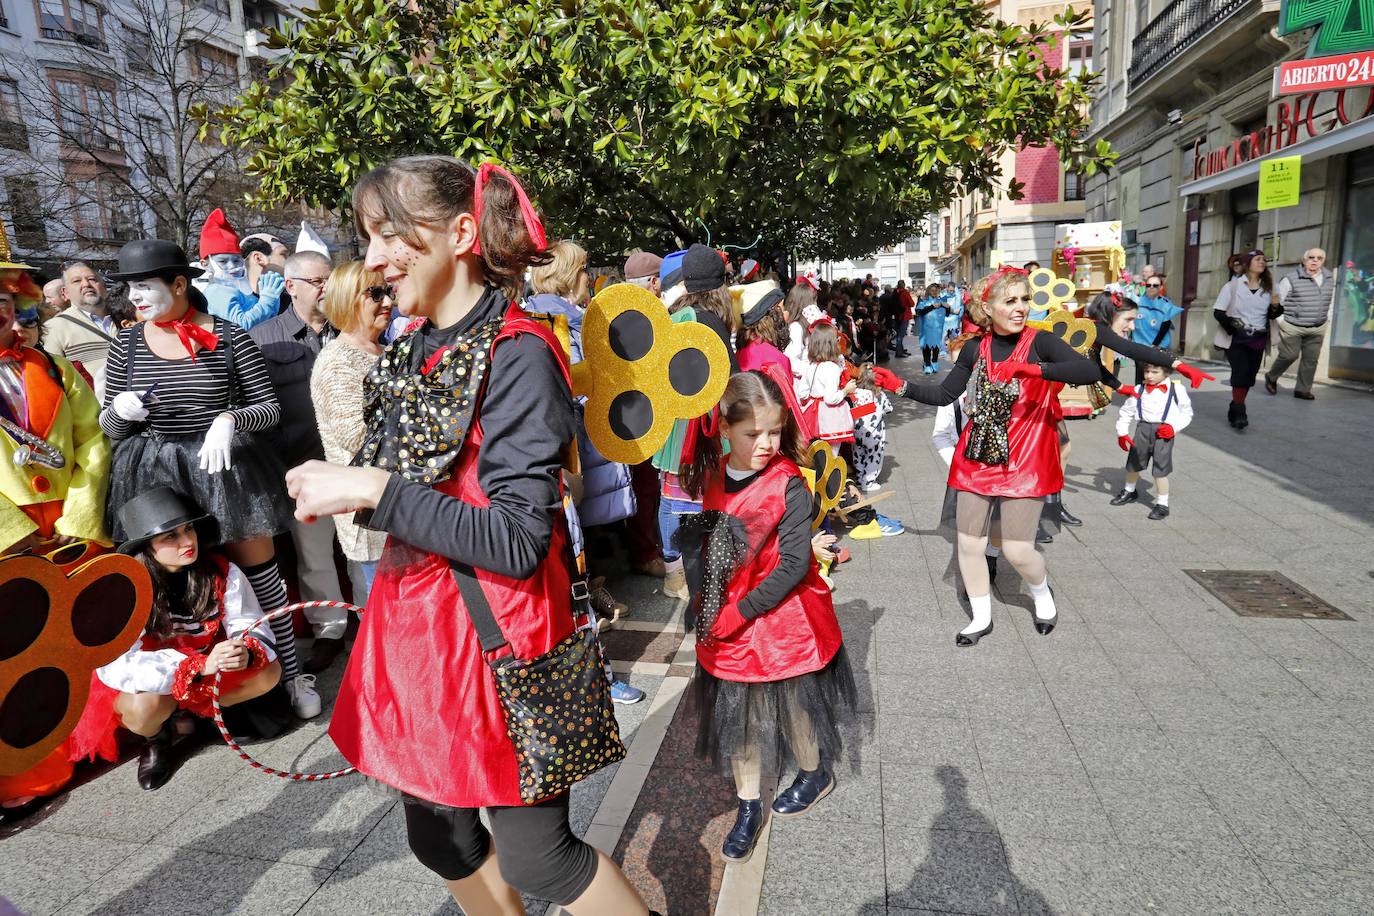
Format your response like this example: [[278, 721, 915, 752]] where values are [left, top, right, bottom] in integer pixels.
[[329, 318, 577, 809], [948, 329, 1063, 499], [696, 457, 842, 683]]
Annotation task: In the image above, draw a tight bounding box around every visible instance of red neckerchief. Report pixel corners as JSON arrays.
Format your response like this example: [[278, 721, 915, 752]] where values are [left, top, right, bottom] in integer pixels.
[[154, 314, 219, 362]]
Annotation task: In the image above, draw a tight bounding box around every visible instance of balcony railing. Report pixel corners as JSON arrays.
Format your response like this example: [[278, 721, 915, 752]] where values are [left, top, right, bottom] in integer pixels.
[[40, 26, 109, 51], [1129, 0, 1249, 89]]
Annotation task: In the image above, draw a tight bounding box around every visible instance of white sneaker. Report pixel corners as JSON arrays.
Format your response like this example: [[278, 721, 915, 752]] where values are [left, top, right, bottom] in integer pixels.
[[862, 482, 882, 493], [287, 674, 322, 719]]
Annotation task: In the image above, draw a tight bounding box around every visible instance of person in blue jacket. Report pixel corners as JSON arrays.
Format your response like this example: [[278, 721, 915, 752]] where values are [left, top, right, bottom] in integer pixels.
[[1130, 274, 1183, 384], [916, 283, 948, 374]]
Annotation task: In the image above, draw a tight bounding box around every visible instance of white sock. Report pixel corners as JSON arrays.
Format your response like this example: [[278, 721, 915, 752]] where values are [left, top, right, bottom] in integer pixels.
[[1156, 493, 1170, 507], [985, 545, 1001, 558], [961, 594, 992, 635], [666, 557, 684, 574], [1123, 481, 1137, 493], [1028, 577, 1057, 621]]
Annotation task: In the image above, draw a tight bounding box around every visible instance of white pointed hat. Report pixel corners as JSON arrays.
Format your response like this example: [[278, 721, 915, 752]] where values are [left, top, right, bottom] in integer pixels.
[[295, 221, 329, 256]]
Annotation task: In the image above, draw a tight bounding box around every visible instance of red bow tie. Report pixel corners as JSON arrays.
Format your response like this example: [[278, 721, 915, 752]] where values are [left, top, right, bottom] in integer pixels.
[[154, 316, 219, 362], [1145, 383, 1168, 394]]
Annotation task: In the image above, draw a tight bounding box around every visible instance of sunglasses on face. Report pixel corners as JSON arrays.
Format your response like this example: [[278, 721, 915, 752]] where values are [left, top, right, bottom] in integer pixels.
[[365, 286, 390, 304], [1146, 282, 1162, 288]]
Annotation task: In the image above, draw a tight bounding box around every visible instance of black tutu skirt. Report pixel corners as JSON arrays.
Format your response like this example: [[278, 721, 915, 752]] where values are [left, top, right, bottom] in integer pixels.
[[691, 645, 856, 776], [106, 430, 295, 543]]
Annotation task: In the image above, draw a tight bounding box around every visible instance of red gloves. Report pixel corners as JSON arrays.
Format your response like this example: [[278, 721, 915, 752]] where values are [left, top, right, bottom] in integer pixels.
[[1157, 423, 1175, 440], [1118, 435, 1134, 452], [1004, 361, 1043, 380], [1116, 384, 1138, 398], [710, 604, 749, 640], [1174, 363, 1214, 389]]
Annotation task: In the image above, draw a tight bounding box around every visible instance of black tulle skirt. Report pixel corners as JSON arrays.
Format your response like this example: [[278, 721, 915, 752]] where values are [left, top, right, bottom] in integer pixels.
[[106, 430, 295, 544], [691, 645, 856, 775]]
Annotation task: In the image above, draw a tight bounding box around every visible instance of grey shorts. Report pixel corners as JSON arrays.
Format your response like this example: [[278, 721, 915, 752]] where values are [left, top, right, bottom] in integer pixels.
[[1126, 422, 1173, 477]]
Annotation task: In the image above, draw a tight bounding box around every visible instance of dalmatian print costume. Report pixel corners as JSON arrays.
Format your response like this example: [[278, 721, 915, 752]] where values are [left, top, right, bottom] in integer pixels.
[[852, 387, 893, 488]]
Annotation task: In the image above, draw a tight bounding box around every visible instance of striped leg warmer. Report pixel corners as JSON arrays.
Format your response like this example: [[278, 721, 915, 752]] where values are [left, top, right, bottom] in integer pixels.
[[242, 559, 301, 682]]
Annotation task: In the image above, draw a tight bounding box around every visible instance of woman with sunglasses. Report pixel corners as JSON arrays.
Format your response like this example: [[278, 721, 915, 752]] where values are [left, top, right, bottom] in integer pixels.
[[285, 156, 652, 915], [1131, 274, 1184, 385], [310, 263, 392, 603]]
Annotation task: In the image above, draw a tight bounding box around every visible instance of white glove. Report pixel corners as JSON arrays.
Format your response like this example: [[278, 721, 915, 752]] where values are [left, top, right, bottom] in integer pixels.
[[256, 271, 287, 309], [111, 390, 150, 422], [198, 415, 236, 475]]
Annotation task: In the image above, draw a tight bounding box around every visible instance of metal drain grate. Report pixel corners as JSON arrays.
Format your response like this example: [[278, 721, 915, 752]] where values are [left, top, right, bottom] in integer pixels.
[[1184, 569, 1352, 620]]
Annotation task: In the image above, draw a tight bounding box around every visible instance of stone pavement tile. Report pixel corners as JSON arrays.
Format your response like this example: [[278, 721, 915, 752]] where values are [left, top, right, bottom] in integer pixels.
[[1298, 772, 1374, 844], [983, 772, 1114, 843], [1287, 665, 1374, 701], [29, 739, 240, 844], [943, 640, 1040, 684], [957, 678, 1058, 725], [1065, 725, 1190, 780], [970, 719, 1085, 777], [1260, 862, 1374, 916], [999, 836, 1157, 915], [1090, 776, 1244, 856], [155, 760, 394, 870], [1131, 847, 1290, 915], [334, 803, 442, 886], [883, 825, 1017, 915], [294, 872, 463, 915], [55, 845, 329, 915], [1046, 682, 1156, 730], [757, 894, 886, 915], [1171, 734, 1306, 790], [876, 671, 966, 720], [1204, 780, 1374, 869], [877, 713, 978, 769], [880, 762, 997, 833], [1133, 686, 1255, 736], [763, 819, 886, 912], [0, 829, 143, 916], [1107, 651, 1217, 688]]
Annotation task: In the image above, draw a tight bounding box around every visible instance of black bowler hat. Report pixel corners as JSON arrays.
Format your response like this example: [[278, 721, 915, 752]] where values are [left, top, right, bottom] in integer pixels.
[[108, 239, 205, 281], [682, 243, 726, 293], [117, 487, 219, 555]]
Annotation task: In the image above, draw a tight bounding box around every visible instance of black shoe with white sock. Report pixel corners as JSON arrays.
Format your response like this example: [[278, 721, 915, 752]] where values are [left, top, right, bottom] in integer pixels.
[[1109, 488, 1138, 506]]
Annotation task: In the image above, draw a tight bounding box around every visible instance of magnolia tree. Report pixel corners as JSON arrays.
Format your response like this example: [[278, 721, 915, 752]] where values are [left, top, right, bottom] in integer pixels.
[[219, 0, 1112, 260]]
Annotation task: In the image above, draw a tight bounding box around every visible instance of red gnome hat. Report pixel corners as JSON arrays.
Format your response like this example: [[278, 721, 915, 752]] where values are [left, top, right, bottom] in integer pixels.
[[198, 208, 241, 259]]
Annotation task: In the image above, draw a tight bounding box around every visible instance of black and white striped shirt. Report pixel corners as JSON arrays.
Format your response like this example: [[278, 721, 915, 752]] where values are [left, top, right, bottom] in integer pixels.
[[100, 318, 281, 439]]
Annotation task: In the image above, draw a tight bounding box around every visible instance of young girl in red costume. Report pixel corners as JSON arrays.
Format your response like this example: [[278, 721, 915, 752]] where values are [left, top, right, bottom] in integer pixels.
[[71, 487, 284, 791], [678, 371, 854, 864], [284, 156, 650, 916], [900, 268, 1101, 645]]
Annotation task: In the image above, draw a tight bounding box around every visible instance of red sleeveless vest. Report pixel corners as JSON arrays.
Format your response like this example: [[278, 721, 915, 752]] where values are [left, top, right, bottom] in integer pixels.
[[330, 309, 576, 808], [948, 329, 1063, 499], [696, 457, 843, 683]]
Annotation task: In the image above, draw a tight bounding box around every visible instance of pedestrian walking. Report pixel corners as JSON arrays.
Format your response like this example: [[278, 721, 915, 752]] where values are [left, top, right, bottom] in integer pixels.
[[1213, 249, 1282, 430], [1264, 248, 1334, 400], [678, 371, 854, 864], [284, 155, 651, 916]]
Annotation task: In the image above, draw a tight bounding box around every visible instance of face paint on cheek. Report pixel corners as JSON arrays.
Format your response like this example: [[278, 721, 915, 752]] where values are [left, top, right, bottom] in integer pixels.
[[131, 282, 176, 322]]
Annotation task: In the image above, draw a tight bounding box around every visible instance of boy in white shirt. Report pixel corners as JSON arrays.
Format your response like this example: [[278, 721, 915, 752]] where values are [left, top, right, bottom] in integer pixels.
[[1110, 362, 1194, 520]]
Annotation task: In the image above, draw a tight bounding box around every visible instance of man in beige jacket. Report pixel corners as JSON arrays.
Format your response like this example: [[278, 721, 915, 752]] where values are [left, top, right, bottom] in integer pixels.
[[42, 261, 118, 400]]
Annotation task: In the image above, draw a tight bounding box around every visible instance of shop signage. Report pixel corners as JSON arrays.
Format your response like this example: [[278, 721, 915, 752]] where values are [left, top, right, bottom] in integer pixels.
[[1275, 51, 1374, 95], [1258, 155, 1302, 209], [1191, 87, 1374, 180], [1279, 0, 1374, 57]]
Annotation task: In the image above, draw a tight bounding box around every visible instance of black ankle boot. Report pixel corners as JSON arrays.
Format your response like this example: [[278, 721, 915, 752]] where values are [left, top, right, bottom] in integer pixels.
[[1058, 502, 1082, 527], [722, 798, 765, 861], [1235, 403, 1249, 429], [137, 724, 175, 791], [772, 767, 835, 817]]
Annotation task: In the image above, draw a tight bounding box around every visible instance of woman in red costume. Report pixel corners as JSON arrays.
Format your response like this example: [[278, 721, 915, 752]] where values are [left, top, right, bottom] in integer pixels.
[[677, 371, 855, 864], [900, 268, 1101, 645], [284, 156, 650, 916]]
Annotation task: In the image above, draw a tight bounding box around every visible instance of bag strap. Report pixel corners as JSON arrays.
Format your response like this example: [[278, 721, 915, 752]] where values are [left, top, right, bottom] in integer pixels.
[[448, 561, 511, 656], [53, 310, 118, 344]]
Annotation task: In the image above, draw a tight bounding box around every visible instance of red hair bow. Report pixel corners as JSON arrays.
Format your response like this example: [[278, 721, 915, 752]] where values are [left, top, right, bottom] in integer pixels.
[[471, 163, 548, 255]]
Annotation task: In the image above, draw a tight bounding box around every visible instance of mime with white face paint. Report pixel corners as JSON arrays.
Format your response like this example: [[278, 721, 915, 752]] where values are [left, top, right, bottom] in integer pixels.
[[99, 238, 322, 720]]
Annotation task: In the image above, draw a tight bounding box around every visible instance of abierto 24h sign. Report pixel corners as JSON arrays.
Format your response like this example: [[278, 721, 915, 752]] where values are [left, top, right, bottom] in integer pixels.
[[1276, 0, 1374, 95]]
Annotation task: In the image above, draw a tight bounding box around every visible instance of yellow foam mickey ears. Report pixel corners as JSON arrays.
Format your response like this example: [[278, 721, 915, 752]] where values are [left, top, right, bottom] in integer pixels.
[[1028, 310, 1097, 355], [572, 284, 731, 464], [1028, 268, 1077, 314], [803, 440, 847, 530]]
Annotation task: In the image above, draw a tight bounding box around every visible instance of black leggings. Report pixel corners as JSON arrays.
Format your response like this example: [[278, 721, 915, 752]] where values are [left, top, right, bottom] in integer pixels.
[[403, 792, 598, 905], [923, 346, 940, 367], [1225, 343, 1265, 389]]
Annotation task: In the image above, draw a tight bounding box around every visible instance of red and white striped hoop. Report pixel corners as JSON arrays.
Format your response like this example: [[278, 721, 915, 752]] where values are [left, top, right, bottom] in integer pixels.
[[210, 600, 363, 782]]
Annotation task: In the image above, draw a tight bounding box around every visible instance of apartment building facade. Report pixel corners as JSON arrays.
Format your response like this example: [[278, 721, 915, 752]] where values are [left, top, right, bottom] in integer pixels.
[[0, 0, 314, 278], [797, 217, 945, 289], [932, 0, 1095, 283], [1087, 0, 1374, 382]]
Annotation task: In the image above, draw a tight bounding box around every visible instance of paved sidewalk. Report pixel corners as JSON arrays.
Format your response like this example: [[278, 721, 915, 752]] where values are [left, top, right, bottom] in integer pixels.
[[757, 365, 1374, 915], [3, 362, 1372, 916]]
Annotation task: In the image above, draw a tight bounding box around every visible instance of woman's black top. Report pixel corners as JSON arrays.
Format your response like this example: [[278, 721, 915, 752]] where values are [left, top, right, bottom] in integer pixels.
[[725, 471, 812, 620], [900, 330, 1101, 407], [370, 289, 576, 579], [1090, 320, 1177, 388]]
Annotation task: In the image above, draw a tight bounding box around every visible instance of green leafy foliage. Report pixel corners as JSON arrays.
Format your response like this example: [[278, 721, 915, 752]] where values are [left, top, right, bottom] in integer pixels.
[[219, 0, 1110, 260]]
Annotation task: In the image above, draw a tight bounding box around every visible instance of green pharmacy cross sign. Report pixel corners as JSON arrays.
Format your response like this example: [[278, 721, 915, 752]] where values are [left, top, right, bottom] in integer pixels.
[[1280, 0, 1374, 56]]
